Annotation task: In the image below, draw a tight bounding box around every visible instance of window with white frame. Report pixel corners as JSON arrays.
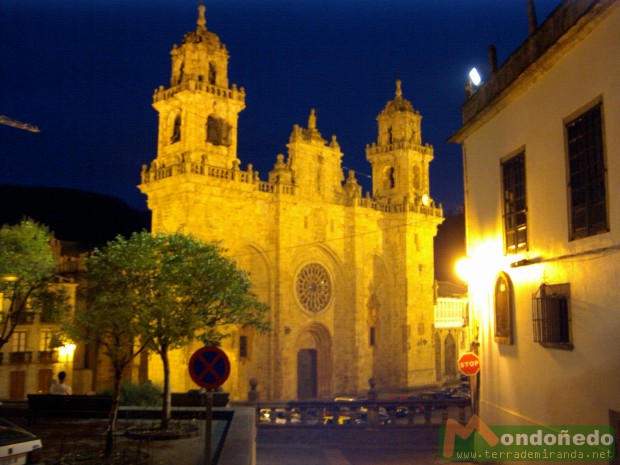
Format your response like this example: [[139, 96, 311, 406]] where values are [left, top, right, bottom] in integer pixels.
[[39, 330, 54, 351], [12, 331, 27, 352]]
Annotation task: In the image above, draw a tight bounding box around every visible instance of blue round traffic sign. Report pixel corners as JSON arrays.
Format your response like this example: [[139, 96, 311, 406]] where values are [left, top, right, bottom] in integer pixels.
[[189, 346, 231, 389]]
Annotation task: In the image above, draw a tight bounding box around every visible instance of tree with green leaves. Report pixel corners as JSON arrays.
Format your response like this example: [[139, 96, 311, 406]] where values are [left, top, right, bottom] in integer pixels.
[[61, 232, 154, 453], [64, 230, 269, 440], [0, 219, 69, 351], [133, 231, 270, 429]]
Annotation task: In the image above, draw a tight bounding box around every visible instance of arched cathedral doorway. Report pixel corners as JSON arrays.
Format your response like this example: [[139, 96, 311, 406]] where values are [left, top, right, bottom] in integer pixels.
[[444, 333, 457, 378], [296, 323, 332, 399]]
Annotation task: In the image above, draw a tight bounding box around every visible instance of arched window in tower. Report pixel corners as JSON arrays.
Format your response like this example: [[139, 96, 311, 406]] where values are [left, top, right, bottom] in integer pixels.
[[206, 115, 232, 146], [178, 63, 184, 85], [208, 63, 216, 85], [387, 126, 393, 145], [413, 165, 421, 191], [171, 114, 181, 144], [383, 167, 395, 190]]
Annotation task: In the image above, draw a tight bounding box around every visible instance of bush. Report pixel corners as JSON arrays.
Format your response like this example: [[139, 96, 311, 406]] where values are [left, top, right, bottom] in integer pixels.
[[102, 381, 162, 406]]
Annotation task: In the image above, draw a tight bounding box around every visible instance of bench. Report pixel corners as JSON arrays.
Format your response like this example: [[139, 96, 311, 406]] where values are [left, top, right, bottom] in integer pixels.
[[27, 394, 112, 426]]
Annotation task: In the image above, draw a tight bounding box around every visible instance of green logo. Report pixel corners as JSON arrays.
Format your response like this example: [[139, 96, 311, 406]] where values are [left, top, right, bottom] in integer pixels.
[[440, 415, 615, 461]]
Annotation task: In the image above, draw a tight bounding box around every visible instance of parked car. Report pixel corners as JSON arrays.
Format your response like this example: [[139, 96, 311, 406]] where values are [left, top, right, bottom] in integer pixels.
[[355, 407, 390, 425], [0, 418, 42, 464], [258, 408, 301, 425], [323, 414, 352, 426], [395, 406, 409, 418]]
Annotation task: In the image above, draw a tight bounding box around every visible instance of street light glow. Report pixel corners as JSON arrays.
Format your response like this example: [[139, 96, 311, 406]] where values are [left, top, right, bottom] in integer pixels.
[[469, 67, 482, 86], [456, 257, 474, 283], [58, 343, 76, 358]]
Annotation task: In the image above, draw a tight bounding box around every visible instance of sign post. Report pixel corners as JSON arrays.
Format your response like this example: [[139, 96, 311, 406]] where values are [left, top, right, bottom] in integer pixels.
[[189, 346, 231, 465]]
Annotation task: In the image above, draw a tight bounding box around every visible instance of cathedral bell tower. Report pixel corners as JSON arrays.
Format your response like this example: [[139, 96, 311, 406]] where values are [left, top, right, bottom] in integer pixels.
[[151, 5, 245, 170], [366, 81, 434, 207]]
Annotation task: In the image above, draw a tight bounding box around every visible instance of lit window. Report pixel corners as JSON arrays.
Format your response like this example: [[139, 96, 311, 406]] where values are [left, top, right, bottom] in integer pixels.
[[566, 102, 607, 240], [12, 331, 27, 352], [502, 151, 527, 254], [39, 330, 53, 352]]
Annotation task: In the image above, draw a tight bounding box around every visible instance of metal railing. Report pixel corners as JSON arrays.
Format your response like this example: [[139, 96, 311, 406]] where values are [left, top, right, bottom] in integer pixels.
[[243, 398, 470, 428], [8, 351, 33, 364]]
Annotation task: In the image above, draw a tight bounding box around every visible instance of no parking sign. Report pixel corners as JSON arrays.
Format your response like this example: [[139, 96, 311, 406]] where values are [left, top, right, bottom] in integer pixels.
[[188, 346, 231, 465], [189, 346, 231, 389]]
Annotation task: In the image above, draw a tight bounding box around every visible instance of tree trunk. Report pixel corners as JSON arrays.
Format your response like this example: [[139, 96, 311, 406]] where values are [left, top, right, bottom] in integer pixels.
[[105, 368, 122, 455], [160, 347, 171, 430]]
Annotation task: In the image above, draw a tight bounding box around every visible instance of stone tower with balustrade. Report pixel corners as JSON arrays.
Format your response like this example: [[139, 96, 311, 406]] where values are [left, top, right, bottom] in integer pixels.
[[139, 5, 444, 400]]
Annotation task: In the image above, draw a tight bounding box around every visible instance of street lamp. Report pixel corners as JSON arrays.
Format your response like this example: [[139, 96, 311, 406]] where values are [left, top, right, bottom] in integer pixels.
[[58, 343, 76, 372], [0, 274, 19, 283], [469, 67, 482, 86], [455, 257, 474, 284]]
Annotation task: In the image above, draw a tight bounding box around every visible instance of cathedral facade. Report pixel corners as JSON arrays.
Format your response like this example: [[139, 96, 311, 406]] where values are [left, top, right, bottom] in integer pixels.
[[139, 6, 443, 401]]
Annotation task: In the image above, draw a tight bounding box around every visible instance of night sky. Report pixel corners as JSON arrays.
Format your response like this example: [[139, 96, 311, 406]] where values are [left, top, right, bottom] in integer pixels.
[[1, 0, 561, 212]]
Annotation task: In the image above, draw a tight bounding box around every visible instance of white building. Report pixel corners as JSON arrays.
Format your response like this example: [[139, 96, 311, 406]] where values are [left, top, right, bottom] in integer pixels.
[[433, 281, 469, 385], [449, 0, 620, 451]]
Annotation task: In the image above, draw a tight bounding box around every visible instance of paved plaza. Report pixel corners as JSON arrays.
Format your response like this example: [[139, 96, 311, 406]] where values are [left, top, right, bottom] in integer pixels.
[[256, 426, 474, 465], [1, 405, 474, 465]]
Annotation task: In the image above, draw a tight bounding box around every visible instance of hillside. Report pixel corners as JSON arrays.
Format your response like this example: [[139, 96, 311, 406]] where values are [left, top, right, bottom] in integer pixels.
[[1, 184, 465, 281], [1, 185, 150, 248]]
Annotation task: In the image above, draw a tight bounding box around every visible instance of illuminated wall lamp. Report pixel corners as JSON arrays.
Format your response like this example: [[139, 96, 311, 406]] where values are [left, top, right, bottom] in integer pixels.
[[456, 257, 474, 284], [469, 67, 482, 86]]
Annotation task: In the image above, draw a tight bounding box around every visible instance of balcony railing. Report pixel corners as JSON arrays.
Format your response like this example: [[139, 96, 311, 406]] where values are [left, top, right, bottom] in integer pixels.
[[16, 312, 35, 325], [38, 350, 59, 363], [434, 298, 468, 328], [9, 351, 33, 364]]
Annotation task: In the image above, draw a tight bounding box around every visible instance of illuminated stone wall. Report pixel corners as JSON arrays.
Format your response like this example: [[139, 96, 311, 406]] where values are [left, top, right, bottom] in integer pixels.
[[139, 6, 443, 400]]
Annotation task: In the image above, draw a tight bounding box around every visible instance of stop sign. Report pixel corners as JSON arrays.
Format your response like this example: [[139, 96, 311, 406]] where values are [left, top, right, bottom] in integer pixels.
[[458, 352, 480, 376]]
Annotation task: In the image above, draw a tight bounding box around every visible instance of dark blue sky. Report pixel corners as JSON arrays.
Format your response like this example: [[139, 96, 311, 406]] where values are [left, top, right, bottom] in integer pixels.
[[1, 0, 560, 212]]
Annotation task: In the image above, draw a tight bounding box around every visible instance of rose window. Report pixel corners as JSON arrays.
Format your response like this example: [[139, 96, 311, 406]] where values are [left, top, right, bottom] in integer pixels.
[[295, 263, 332, 313]]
